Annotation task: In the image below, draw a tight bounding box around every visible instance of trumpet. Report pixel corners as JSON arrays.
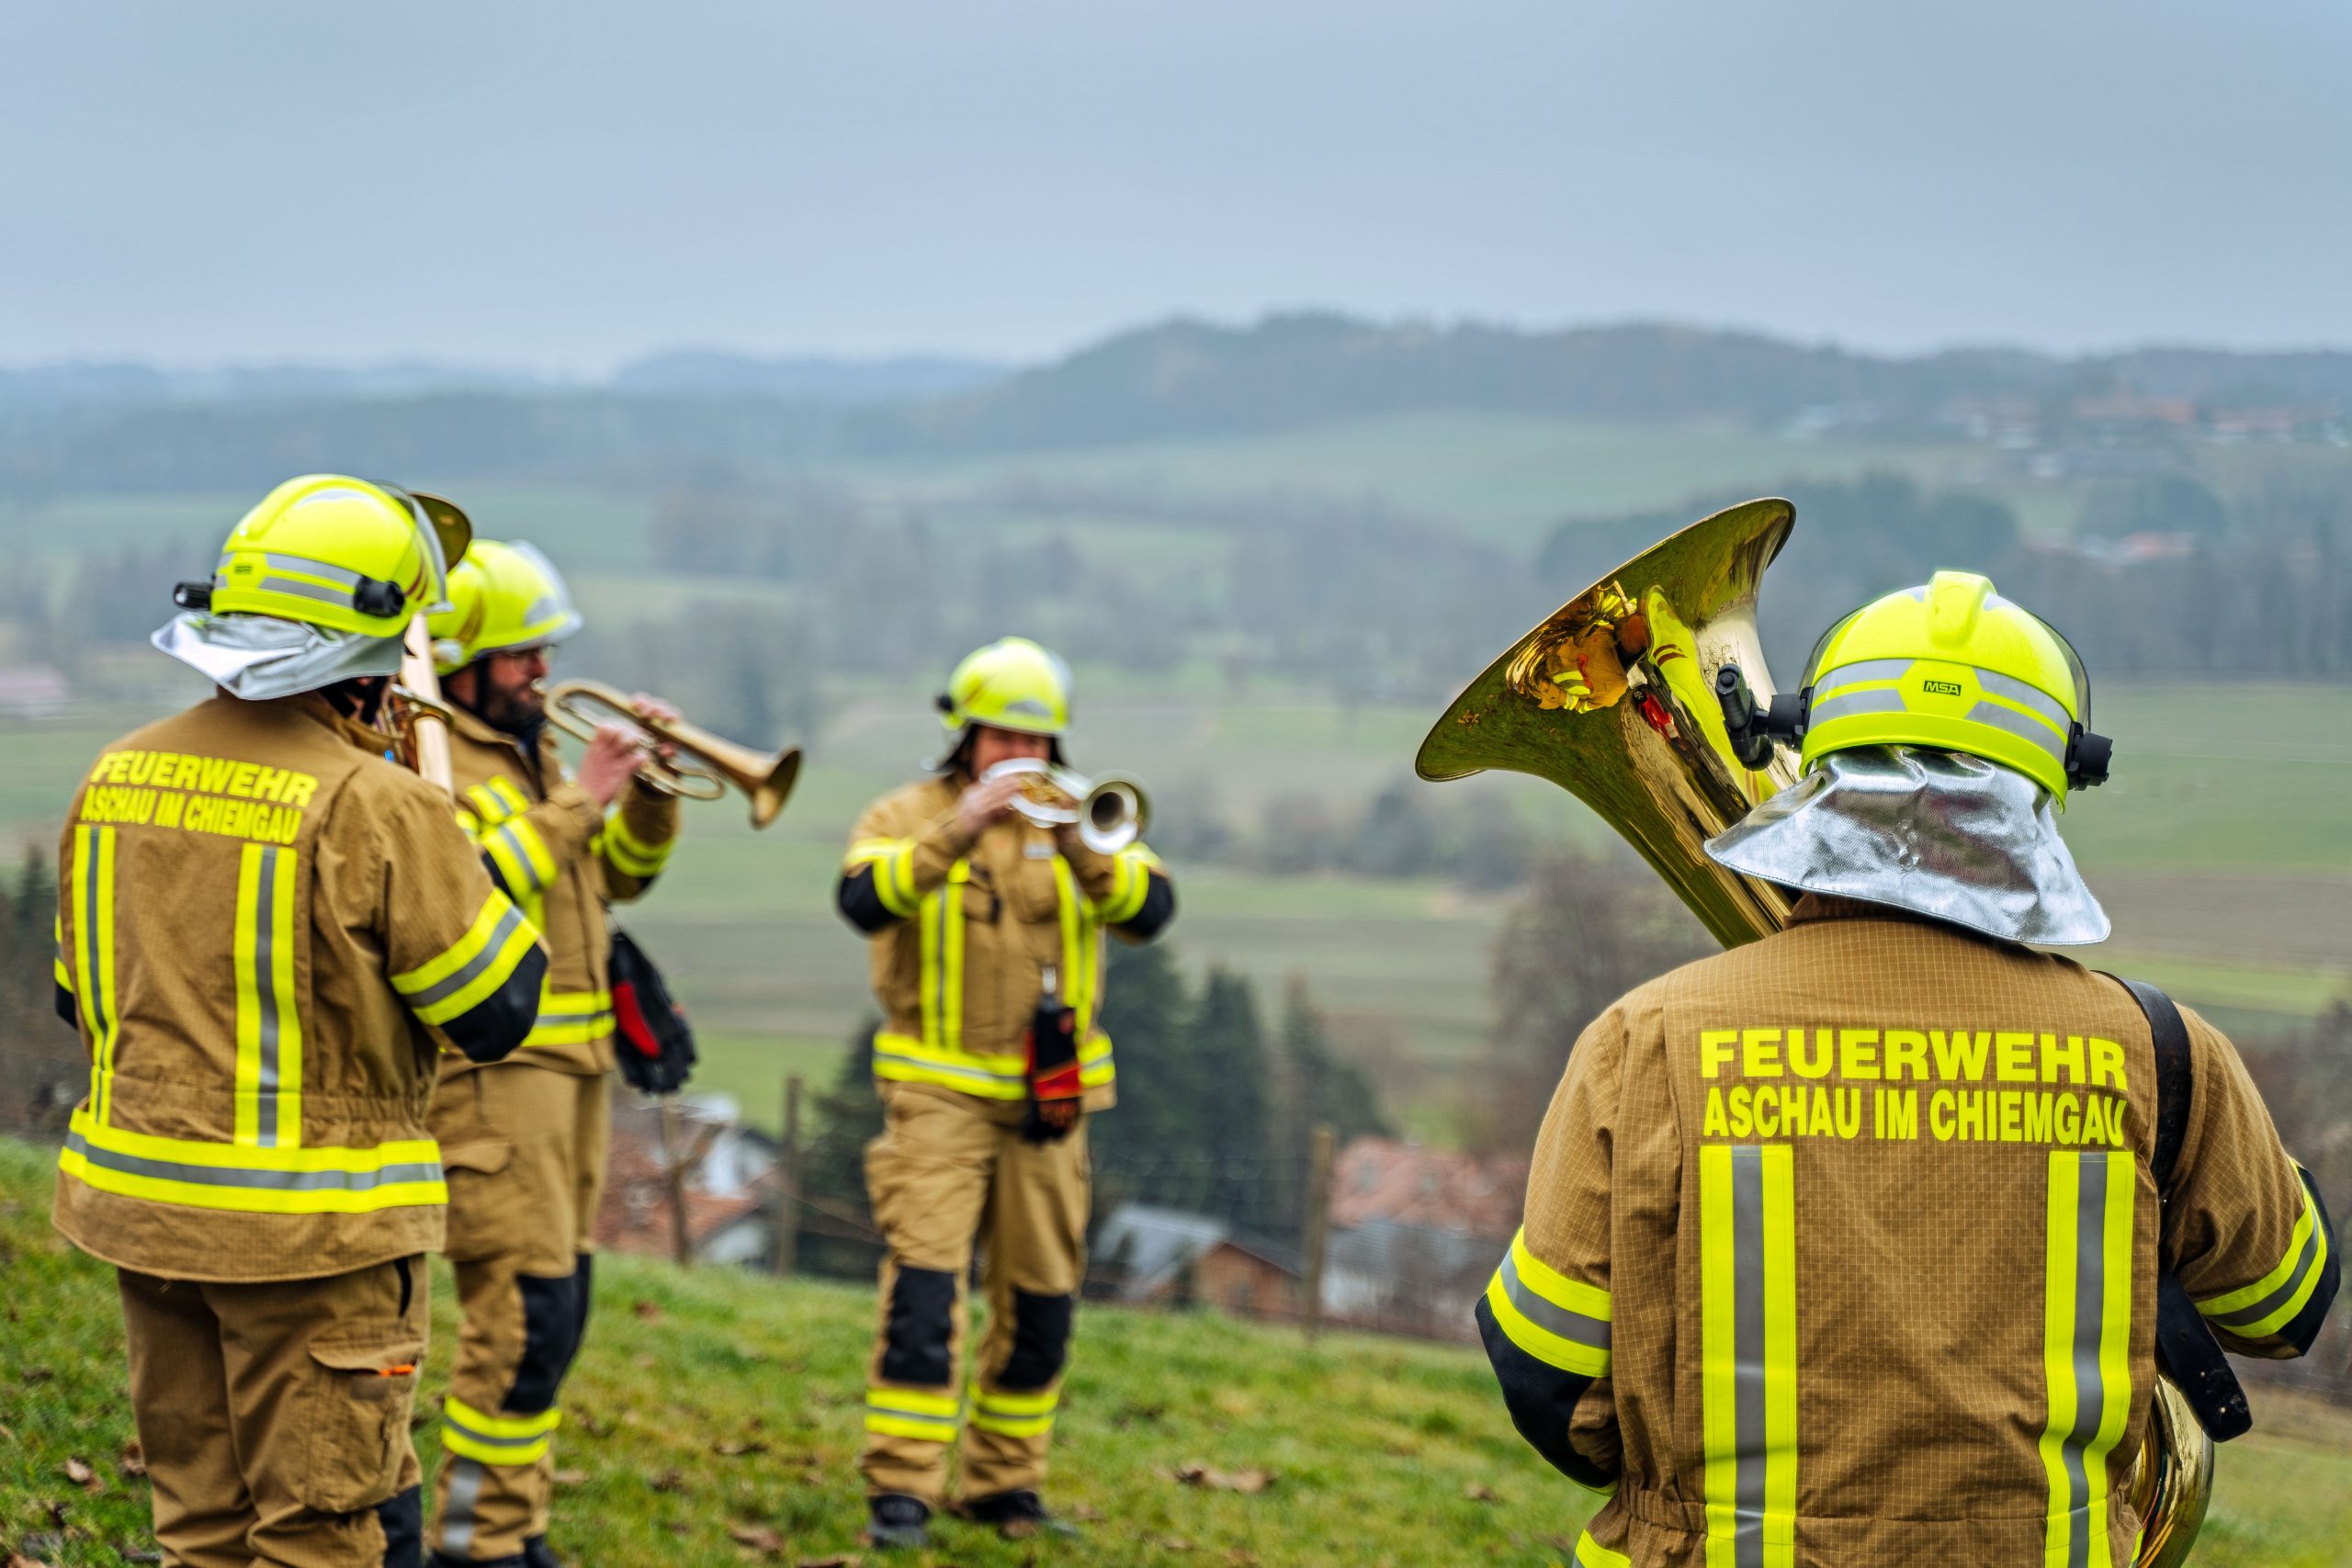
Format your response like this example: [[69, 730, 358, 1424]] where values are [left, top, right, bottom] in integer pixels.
[[544, 678, 801, 830], [982, 758, 1149, 854]]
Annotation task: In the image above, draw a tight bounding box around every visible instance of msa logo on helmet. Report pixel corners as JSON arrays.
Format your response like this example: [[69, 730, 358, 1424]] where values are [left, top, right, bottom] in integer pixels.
[[1921, 679, 1963, 697]]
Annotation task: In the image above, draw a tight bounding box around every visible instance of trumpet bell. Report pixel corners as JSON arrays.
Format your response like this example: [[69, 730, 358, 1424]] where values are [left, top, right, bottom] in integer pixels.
[[543, 678, 800, 830], [985, 759, 1149, 855]]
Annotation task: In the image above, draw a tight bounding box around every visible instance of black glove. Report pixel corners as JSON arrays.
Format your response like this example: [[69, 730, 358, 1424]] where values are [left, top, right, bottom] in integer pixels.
[[1021, 997, 1082, 1145], [610, 928, 696, 1094]]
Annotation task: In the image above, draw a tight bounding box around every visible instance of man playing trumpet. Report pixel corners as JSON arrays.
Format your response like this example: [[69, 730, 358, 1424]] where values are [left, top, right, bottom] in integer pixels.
[[420, 540, 684, 1568], [836, 637, 1175, 1549]]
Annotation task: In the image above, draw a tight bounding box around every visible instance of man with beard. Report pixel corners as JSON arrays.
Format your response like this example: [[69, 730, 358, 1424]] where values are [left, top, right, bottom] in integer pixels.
[[420, 540, 684, 1568]]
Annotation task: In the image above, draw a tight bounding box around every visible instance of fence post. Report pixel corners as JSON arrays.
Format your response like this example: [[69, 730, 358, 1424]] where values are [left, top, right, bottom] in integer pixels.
[[1302, 1122, 1335, 1342], [773, 1074, 804, 1279], [658, 1098, 694, 1269]]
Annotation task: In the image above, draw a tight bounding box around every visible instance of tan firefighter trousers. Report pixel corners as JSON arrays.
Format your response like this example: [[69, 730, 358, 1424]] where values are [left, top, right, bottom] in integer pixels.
[[119, 1258, 429, 1568], [427, 1066, 610, 1563], [859, 1083, 1091, 1506]]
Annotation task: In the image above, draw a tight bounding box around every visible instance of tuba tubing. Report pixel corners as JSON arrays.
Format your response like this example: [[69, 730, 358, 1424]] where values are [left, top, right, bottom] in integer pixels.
[[1417, 499, 2211, 1568]]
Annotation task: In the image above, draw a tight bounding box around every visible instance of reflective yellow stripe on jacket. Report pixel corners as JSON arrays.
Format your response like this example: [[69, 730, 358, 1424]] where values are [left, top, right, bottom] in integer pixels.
[[601, 814, 673, 879], [69, 825, 121, 1124], [1700, 1143, 1798, 1568], [1051, 857, 1118, 1087], [2197, 1180, 2330, 1341], [876, 860, 1035, 1098], [232, 842, 303, 1149], [526, 988, 614, 1049], [2039, 1149, 2133, 1568], [60, 1106, 447, 1215], [390, 892, 538, 1027], [847, 837, 921, 919], [1485, 1227, 1612, 1378]]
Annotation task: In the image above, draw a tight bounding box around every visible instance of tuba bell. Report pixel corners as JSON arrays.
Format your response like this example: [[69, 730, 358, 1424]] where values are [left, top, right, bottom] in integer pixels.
[[1415, 497, 2211, 1568]]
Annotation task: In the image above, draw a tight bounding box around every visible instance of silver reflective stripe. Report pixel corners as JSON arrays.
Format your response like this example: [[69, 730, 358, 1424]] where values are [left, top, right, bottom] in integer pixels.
[[1733, 1145, 1769, 1568], [2208, 1222, 2323, 1332], [871, 1043, 1023, 1088], [1811, 658, 1913, 694], [1806, 688, 1907, 726], [1967, 699, 2069, 761], [401, 904, 528, 1013], [253, 846, 283, 1148], [1974, 667, 2074, 731], [492, 824, 548, 892], [254, 575, 355, 607], [1496, 1246, 1610, 1354], [443, 1412, 548, 1456], [867, 1397, 960, 1425], [62, 1131, 442, 1191], [261, 553, 364, 587], [439, 1459, 483, 1557], [2060, 1155, 2109, 1568]]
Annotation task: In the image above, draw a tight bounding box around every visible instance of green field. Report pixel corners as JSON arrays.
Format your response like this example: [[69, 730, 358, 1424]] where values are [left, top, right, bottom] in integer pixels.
[[6, 678, 2347, 1138], [0, 1140, 2345, 1568]]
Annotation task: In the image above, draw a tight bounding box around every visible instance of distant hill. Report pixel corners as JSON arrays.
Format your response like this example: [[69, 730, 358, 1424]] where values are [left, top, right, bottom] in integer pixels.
[[611, 349, 1008, 403], [858, 311, 2352, 450], [6, 314, 2352, 494]]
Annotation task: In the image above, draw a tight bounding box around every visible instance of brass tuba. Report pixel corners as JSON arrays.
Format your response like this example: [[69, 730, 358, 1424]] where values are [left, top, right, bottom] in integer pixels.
[[1414, 497, 2211, 1567], [544, 679, 801, 829]]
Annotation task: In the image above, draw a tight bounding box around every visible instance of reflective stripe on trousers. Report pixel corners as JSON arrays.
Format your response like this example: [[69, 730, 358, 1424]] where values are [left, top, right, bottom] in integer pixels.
[[1700, 1143, 1797, 1568], [2039, 1149, 2133, 1568]]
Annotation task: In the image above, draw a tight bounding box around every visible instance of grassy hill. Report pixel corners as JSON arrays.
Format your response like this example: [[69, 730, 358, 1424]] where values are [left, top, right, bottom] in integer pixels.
[[2, 1140, 2347, 1567]]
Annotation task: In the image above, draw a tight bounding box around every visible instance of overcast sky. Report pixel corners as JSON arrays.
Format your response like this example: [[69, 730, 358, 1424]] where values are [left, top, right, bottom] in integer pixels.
[[4, 1, 2347, 371]]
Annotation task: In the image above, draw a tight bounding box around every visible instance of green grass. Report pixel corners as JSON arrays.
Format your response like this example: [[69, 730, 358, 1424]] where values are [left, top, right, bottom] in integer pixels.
[[0, 1138, 1600, 1567], [4, 1139, 2346, 1566]]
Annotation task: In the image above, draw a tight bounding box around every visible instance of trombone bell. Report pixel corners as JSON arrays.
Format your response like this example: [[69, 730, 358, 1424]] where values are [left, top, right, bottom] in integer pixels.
[[543, 679, 801, 829]]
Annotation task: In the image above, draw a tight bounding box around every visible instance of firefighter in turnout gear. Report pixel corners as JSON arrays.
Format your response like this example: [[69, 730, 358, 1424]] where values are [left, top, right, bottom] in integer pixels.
[[836, 638, 1176, 1550], [54, 475, 547, 1568], [419, 540, 682, 1568], [1480, 572, 2339, 1567]]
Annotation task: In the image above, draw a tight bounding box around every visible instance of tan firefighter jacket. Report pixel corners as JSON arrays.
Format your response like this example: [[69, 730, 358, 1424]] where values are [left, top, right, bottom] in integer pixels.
[[836, 773, 1176, 1109], [439, 704, 679, 1077], [51, 694, 548, 1282], [1484, 897, 2338, 1568]]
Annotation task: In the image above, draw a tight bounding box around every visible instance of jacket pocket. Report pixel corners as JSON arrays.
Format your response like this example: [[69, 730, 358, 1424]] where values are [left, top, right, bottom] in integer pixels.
[[438, 1138, 514, 1263], [299, 1333, 426, 1515]]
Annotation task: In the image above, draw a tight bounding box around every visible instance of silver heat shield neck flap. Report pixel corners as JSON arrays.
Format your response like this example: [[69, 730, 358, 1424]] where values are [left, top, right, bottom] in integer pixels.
[[1702, 745, 2110, 947], [152, 611, 408, 700]]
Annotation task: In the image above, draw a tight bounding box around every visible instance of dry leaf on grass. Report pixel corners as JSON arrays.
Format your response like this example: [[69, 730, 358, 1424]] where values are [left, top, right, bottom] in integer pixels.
[[117, 1442, 148, 1479], [631, 1300, 663, 1323], [1464, 1481, 1501, 1503], [796, 1556, 862, 1568], [552, 1468, 589, 1486], [62, 1459, 100, 1495], [648, 1468, 688, 1494], [8, 1555, 61, 1568], [712, 1438, 769, 1457], [727, 1523, 784, 1555], [1173, 1461, 1274, 1494], [1149, 1538, 1196, 1553]]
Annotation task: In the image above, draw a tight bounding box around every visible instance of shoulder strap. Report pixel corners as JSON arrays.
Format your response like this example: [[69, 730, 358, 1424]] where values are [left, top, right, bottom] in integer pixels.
[[2104, 973, 2252, 1442], [2113, 976, 2193, 1198]]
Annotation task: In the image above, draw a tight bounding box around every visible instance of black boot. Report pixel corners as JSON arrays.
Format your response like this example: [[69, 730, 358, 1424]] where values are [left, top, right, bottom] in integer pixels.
[[961, 1488, 1080, 1540], [865, 1493, 932, 1551], [522, 1537, 561, 1568]]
